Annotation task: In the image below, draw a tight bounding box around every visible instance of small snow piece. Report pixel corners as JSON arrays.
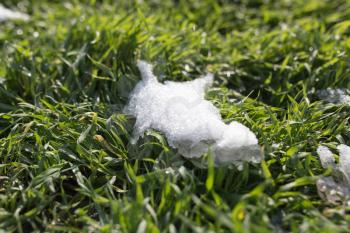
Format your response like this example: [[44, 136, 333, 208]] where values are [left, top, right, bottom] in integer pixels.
[[316, 144, 350, 205], [317, 88, 350, 105]]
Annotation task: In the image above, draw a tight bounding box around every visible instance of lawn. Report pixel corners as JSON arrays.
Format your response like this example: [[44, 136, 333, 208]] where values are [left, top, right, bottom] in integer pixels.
[[1, 0, 350, 232]]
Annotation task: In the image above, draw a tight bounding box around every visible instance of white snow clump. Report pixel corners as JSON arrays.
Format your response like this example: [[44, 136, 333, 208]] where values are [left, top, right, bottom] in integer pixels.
[[124, 61, 260, 167], [316, 144, 350, 205], [338, 144, 350, 184], [317, 145, 335, 169], [317, 88, 350, 105], [0, 5, 29, 22]]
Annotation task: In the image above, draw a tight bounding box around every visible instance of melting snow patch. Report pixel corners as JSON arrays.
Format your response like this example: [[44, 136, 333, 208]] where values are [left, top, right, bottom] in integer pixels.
[[338, 144, 350, 184], [317, 146, 335, 169], [316, 176, 350, 205], [0, 5, 29, 22], [124, 61, 260, 167], [317, 88, 350, 105], [316, 144, 350, 205]]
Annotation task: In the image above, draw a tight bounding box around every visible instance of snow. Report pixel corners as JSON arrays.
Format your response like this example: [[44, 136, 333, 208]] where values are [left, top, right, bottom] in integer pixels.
[[125, 61, 260, 166], [316, 176, 350, 205], [317, 146, 335, 169], [338, 144, 350, 184], [0, 5, 29, 22], [317, 88, 350, 105], [316, 144, 350, 205]]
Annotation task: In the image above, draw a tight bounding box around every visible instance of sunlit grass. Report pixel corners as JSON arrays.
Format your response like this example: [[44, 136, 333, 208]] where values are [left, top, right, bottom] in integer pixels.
[[1, 0, 350, 232]]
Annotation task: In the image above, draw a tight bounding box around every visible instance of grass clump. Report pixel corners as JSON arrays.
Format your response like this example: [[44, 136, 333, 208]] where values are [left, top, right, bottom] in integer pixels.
[[1, 0, 350, 232]]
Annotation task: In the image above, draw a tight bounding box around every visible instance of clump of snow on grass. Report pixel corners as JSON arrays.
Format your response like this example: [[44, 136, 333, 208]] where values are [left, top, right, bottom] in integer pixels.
[[317, 146, 335, 169], [317, 88, 350, 105], [338, 144, 350, 184], [316, 144, 350, 205], [0, 5, 29, 22], [316, 176, 350, 205], [125, 61, 260, 166]]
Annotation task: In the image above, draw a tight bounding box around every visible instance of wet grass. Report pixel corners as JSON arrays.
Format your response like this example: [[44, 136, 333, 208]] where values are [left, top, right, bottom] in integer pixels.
[[1, 0, 350, 232]]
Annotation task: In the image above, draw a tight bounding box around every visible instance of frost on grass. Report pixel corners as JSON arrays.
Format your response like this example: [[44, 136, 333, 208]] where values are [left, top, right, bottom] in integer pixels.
[[317, 88, 350, 105], [0, 5, 29, 22], [124, 61, 260, 166], [316, 145, 350, 205]]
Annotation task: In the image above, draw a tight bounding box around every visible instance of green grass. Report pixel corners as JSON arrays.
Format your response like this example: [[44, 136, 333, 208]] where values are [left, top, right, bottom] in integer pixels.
[[1, 0, 350, 232]]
